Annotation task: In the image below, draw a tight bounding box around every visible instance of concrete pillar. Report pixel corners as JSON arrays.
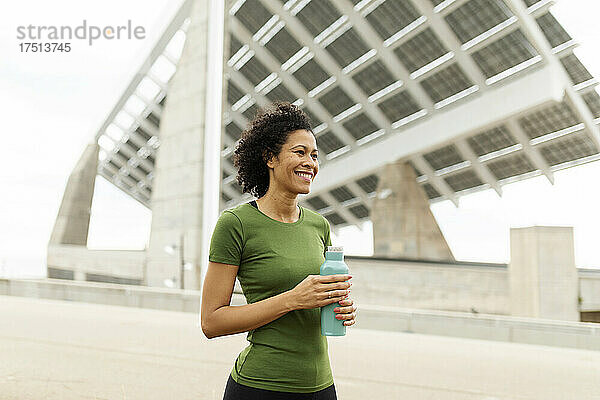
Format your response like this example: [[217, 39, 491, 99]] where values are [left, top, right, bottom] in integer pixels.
[[371, 161, 454, 261], [146, 0, 225, 289], [48, 142, 99, 246], [509, 226, 579, 321]]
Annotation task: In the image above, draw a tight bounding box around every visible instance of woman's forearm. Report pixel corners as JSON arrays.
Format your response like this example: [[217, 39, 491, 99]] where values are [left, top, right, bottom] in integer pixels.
[[202, 291, 296, 339]]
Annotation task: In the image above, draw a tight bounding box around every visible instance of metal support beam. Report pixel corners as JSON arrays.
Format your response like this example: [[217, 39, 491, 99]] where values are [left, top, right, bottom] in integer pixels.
[[345, 181, 374, 209], [506, 118, 554, 184], [221, 158, 237, 176], [110, 144, 152, 184], [122, 108, 160, 138], [106, 130, 155, 172], [319, 192, 363, 228], [225, 104, 249, 142], [227, 68, 271, 108], [410, 155, 459, 207], [222, 182, 240, 201], [455, 140, 502, 196]]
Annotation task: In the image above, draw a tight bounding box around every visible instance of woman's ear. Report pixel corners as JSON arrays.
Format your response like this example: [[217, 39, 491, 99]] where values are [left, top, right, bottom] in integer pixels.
[[263, 150, 275, 169]]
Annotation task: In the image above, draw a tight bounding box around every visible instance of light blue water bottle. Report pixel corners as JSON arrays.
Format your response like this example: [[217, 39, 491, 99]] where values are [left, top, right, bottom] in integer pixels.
[[320, 246, 349, 336]]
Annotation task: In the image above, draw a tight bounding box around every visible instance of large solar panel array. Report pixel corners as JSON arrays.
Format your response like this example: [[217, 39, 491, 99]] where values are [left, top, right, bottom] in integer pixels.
[[94, 0, 600, 230]]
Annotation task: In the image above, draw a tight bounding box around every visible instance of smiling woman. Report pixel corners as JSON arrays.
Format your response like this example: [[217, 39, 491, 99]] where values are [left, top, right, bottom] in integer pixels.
[[200, 102, 355, 399]]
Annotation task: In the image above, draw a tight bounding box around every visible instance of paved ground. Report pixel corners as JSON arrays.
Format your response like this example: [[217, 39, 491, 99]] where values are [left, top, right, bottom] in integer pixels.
[[1, 295, 599, 400]]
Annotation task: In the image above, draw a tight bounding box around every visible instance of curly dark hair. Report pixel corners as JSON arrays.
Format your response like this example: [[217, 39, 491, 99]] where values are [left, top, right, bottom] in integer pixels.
[[233, 102, 314, 198]]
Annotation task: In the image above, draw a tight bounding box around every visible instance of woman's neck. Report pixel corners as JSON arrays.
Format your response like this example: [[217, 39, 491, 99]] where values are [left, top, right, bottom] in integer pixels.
[[256, 188, 300, 223]]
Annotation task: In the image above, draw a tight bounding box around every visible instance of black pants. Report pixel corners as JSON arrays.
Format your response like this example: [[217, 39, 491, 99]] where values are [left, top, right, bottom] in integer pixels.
[[223, 374, 338, 400]]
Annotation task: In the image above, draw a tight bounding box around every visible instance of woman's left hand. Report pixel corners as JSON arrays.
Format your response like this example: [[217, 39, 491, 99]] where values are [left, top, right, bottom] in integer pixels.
[[333, 296, 357, 327]]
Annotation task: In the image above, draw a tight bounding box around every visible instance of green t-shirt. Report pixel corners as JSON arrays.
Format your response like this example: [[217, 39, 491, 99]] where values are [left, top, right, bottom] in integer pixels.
[[208, 202, 333, 393]]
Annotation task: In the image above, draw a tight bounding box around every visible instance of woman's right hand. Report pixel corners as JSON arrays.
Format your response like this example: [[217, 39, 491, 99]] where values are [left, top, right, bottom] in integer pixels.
[[287, 274, 352, 310]]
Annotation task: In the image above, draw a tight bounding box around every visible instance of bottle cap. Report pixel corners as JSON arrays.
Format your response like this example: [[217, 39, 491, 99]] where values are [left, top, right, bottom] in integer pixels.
[[326, 246, 343, 252]]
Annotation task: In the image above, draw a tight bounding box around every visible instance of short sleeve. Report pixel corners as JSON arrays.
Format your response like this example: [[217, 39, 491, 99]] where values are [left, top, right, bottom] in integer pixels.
[[323, 217, 332, 248], [209, 211, 244, 266]]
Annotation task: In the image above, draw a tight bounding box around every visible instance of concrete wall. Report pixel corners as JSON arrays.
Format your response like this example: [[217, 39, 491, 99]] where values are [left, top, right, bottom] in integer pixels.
[[47, 244, 146, 282], [509, 226, 579, 321], [2, 278, 598, 351], [579, 269, 600, 312], [345, 256, 510, 314]]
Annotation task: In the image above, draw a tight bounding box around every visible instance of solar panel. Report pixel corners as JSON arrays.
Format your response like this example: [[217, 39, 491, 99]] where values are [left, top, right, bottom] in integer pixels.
[[122, 139, 140, 154], [265, 83, 297, 103], [356, 174, 379, 194], [377, 91, 422, 123], [302, 108, 323, 128], [137, 162, 150, 176], [317, 131, 346, 154], [135, 126, 152, 142], [467, 125, 517, 156], [342, 113, 379, 140], [538, 133, 598, 166], [238, 56, 271, 86], [330, 185, 356, 202], [242, 102, 260, 120], [518, 103, 580, 139], [423, 144, 465, 171], [108, 159, 121, 171], [306, 196, 329, 210], [295, 1, 342, 37], [318, 86, 356, 117], [560, 53, 594, 85], [235, 0, 273, 34], [422, 183, 442, 199], [471, 30, 538, 79], [420, 63, 474, 104], [394, 28, 449, 73], [444, 169, 484, 192], [226, 121, 243, 141], [325, 28, 371, 69], [227, 81, 245, 104], [292, 59, 330, 91], [364, 0, 421, 41], [114, 150, 129, 165], [146, 112, 160, 129], [582, 90, 600, 119], [445, 0, 513, 44], [351, 60, 396, 97], [486, 151, 536, 180], [536, 12, 572, 49], [348, 204, 370, 219], [264, 27, 303, 64], [229, 34, 243, 58], [324, 212, 346, 226]]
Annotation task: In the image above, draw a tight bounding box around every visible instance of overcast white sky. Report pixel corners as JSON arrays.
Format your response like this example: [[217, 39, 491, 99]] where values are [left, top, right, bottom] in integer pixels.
[[1, 0, 599, 278]]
